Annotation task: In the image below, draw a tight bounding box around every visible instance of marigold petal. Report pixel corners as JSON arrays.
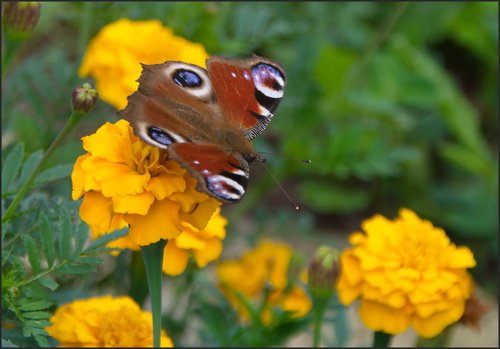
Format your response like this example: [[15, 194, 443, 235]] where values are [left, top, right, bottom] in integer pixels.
[[112, 191, 155, 214], [448, 246, 476, 268], [181, 198, 220, 231], [126, 199, 183, 245], [146, 175, 186, 200], [80, 191, 114, 230], [359, 300, 410, 334], [281, 286, 312, 318], [163, 241, 189, 275], [194, 238, 222, 267], [71, 154, 87, 200], [176, 229, 205, 250], [412, 302, 465, 338]]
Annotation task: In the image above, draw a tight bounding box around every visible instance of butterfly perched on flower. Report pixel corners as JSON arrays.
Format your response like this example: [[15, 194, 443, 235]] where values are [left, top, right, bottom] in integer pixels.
[[119, 55, 286, 203]]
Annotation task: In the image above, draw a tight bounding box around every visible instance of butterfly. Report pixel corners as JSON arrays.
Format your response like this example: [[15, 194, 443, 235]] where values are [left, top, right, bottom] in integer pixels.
[[118, 55, 286, 204]]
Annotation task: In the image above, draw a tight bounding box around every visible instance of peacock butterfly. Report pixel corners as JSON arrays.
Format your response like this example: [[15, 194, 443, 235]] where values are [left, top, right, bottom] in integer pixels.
[[118, 55, 286, 203]]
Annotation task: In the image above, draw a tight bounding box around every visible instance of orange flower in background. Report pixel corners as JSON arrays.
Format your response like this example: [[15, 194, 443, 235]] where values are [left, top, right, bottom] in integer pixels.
[[79, 18, 209, 109], [45, 295, 173, 347], [216, 239, 312, 325], [336, 208, 476, 338], [71, 119, 221, 246]]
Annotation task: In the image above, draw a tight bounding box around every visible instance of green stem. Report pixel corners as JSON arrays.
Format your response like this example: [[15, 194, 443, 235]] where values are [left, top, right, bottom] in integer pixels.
[[142, 239, 168, 348], [373, 331, 393, 348], [312, 297, 329, 347], [2, 110, 85, 223]]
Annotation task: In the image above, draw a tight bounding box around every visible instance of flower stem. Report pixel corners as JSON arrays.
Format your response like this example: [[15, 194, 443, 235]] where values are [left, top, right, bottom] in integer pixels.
[[2, 110, 85, 223], [373, 331, 393, 348], [142, 239, 167, 348], [312, 297, 328, 347]]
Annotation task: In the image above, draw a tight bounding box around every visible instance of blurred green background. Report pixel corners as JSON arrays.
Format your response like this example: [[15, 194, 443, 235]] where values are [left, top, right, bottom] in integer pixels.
[[2, 1, 498, 298]]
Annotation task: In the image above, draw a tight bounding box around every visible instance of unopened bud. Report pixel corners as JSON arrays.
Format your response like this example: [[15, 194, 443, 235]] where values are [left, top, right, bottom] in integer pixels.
[[71, 83, 98, 113], [308, 246, 340, 299], [3, 2, 41, 39]]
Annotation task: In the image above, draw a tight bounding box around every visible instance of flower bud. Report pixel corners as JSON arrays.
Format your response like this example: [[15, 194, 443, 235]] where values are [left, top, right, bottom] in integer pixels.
[[3, 2, 41, 39], [71, 83, 98, 113], [308, 246, 340, 299]]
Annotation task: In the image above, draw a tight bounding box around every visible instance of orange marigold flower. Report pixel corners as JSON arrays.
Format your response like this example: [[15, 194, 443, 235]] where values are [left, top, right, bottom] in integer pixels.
[[78, 18, 209, 109], [45, 295, 173, 347], [71, 119, 221, 246], [336, 208, 476, 338], [216, 239, 312, 325]]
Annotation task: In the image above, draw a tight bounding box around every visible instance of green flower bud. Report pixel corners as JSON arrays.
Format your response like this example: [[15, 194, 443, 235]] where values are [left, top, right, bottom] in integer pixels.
[[3, 2, 41, 39], [308, 246, 340, 300], [71, 83, 98, 113]]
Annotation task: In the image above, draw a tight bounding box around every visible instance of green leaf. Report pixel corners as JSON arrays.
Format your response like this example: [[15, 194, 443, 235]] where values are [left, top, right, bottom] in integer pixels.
[[85, 227, 129, 251], [34, 334, 50, 347], [2, 143, 25, 193], [19, 301, 52, 312], [38, 276, 59, 291], [73, 224, 88, 254], [22, 235, 42, 274], [18, 149, 43, 184], [39, 213, 56, 268], [74, 255, 102, 265], [23, 311, 51, 320], [34, 164, 73, 184], [57, 263, 96, 274], [1, 339, 18, 347], [315, 45, 357, 96], [58, 211, 73, 259], [26, 320, 52, 328]]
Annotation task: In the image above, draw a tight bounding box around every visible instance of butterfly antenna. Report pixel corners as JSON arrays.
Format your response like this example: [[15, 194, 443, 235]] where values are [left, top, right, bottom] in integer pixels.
[[258, 160, 300, 210], [258, 151, 312, 164]]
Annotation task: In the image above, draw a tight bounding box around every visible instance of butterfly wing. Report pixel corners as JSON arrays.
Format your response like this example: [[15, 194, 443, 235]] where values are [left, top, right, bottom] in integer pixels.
[[169, 143, 249, 203], [119, 61, 218, 149], [207, 55, 286, 140]]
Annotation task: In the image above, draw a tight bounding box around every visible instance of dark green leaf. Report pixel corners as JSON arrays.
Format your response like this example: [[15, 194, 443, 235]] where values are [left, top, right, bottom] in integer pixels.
[[23, 311, 51, 320], [37, 276, 59, 291], [1, 339, 18, 347], [57, 263, 96, 274], [34, 164, 73, 184], [58, 211, 73, 259], [22, 235, 42, 274], [26, 320, 52, 328], [73, 224, 88, 254], [2, 143, 24, 193], [18, 301, 52, 312], [18, 150, 43, 184], [34, 334, 50, 347], [39, 213, 56, 268], [85, 228, 128, 251]]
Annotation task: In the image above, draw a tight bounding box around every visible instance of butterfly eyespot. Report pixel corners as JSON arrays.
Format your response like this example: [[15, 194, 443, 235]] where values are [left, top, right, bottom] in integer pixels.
[[147, 126, 174, 146], [173, 69, 203, 88], [251, 63, 286, 99]]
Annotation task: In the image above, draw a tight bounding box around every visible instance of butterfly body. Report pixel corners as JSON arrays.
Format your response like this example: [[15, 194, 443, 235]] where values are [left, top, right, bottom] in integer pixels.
[[119, 55, 286, 203]]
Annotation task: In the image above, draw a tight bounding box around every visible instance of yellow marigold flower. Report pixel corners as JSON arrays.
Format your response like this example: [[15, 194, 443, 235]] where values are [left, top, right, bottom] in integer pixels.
[[336, 208, 476, 338], [71, 119, 221, 246], [216, 239, 312, 325], [45, 295, 173, 347], [79, 18, 209, 109]]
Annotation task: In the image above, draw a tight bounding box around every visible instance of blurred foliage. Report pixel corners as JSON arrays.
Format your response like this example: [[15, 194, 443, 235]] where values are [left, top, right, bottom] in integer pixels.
[[2, 2, 498, 346]]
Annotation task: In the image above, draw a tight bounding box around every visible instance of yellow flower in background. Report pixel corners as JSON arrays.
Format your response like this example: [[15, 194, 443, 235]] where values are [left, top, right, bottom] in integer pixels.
[[216, 239, 312, 325], [163, 208, 227, 275], [45, 295, 173, 347], [71, 119, 221, 246], [79, 18, 209, 109], [336, 208, 476, 338]]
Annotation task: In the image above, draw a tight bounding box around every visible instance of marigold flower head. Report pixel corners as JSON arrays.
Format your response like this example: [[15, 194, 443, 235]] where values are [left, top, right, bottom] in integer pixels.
[[336, 208, 476, 338], [45, 295, 173, 347], [71, 119, 221, 246], [216, 239, 312, 325], [78, 18, 209, 109]]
